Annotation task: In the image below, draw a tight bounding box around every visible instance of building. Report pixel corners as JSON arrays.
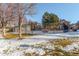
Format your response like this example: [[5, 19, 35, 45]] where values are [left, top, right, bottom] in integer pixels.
[[59, 19, 70, 30], [28, 20, 42, 31]]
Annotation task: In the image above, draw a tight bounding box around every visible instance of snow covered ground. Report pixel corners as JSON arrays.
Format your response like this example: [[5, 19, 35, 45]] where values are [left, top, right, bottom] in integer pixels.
[[0, 32, 79, 56], [0, 39, 49, 56], [0, 38, 79, 56], [45, 32, 79, 37]]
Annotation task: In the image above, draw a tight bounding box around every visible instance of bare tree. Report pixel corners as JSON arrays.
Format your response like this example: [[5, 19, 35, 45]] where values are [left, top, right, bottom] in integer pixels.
[[12, 3, 36, 39], [0, 3, 36, 39], [0, 4, 7, 36], [0, 4, 15, 36]]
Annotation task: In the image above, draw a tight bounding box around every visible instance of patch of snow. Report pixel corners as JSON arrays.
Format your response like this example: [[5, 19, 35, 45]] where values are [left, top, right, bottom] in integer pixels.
[[46, 32, 79, 37], [11, 50, 25, 56], [0, 32, 79, 56], [35, 48, 45, 55], [63, 42, 79, 51], [28, 35, 62, 39], [0, 39, 48, 56]]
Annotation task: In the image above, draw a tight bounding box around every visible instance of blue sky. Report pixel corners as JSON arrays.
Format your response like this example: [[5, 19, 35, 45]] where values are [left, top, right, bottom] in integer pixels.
[[27, 3, 79, 24]]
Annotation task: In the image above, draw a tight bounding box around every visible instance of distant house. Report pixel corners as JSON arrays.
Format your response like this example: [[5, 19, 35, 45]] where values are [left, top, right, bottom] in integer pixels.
[[12, 24, 31, 34], [70, 23, 78, 31], [28, 20, 42, 31], [76, 21, 79, 29], [59, 19, 70, 31], [6, 18, 32, 34]]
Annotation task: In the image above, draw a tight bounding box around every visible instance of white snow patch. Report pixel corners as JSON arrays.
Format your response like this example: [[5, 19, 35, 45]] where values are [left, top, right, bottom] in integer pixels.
[[0, 39, 48, 56], [63, 42, 79, 51], [28, 35, 62, 39]]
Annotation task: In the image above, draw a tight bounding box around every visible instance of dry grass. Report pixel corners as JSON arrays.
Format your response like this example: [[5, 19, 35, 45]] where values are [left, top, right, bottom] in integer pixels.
[[4, 33, 33, 39], [44, 39, 79, 56], [3, 35, 79, 56], [49, 39, 73, 47]]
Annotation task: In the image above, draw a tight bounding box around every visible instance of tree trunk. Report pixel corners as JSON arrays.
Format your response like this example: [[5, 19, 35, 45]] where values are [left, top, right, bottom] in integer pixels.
[[2, 26, 6, 37], [2, 18, 6, 37], [19, 26, 22, 39], [18, 16, 22, 40]]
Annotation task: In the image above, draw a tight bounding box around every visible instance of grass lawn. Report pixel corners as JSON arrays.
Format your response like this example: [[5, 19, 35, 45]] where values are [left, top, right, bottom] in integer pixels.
[[46, 39, 79, 56], [4, 33, 34, 39], [49, 39, 73, 47]]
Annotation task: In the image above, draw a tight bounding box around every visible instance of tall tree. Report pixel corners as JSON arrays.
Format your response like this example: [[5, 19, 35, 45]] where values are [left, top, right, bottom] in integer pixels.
[[0, 3, 36, 39], [0, 4, 15, 36], [14, 3, 36, 39], [42, 12, 59, 30]]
